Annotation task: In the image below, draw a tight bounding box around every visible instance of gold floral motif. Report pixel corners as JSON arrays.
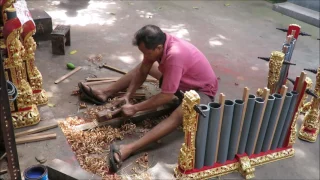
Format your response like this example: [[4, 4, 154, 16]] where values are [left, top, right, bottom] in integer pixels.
[[298, 124, 319, 142], [22, 30, 48, 105], [239, 156, 255, 179], [256, 88, 263, 97], [174, 163, 239, 180], [299, 67, 320, 142], [289, 112, 299, 146], [174, 148, 294, 180], [300, 77, 313, 113], [267, 51, 285, 93], [178, 90, 200, 171], [303, 109, 319, 130], [250, 148, 295, 167], [3, 16, 41, 128], [11, 104, 40, 128]]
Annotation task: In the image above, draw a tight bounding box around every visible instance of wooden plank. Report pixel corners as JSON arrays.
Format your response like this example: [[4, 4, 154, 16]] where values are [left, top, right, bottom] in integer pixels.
[[74, 102, 178, 131], [18, 131, 55, 138], [86, 77, 158, 83], [215, 93, 225, 161], [83, 80, 116, 86], [54, 67, 82, 84], [236, 87, 250, 152], [253, 87, 270, 151], [15, 123, 58, 138], [16, 133, 56, 144], [268, 85, 288, 150]]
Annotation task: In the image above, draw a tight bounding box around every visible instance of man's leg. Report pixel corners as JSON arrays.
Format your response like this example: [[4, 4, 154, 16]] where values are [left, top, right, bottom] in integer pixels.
[[114, 104, 183, 162], [113, 91, 214, 163], [81, 62, 161, 102]]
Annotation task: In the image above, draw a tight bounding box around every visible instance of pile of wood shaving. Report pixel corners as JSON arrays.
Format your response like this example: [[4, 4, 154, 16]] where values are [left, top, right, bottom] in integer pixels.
[[58, 116, 136, 179], [120, 153, 152, 180]]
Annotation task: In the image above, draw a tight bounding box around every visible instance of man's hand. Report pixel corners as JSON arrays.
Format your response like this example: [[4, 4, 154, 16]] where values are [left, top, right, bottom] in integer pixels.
[[112, 95, 129, 107], [121, 103, 137, 117]]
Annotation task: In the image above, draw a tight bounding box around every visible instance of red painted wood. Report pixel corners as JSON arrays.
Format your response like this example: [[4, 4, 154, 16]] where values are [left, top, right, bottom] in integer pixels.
[[284, 79, 307, 147], [287, 24, 301, 40]]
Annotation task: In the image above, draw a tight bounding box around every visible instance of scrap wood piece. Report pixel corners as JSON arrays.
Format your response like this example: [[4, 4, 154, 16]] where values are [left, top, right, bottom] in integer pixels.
[[15, 123, 58, 138], [15, 133, 56, 144], [0, 153, 6, 161], [55, 66, 82, 84], [79, 102, 87, 109], [0, 169, 7, 175]]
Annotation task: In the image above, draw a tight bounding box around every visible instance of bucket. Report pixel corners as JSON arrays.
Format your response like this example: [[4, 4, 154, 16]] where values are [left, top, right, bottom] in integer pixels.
[[23, 165, 48, 180]]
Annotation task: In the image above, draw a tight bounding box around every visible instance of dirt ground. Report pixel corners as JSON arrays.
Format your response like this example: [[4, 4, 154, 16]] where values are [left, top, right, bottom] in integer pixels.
[[2, 0, 319, 179]]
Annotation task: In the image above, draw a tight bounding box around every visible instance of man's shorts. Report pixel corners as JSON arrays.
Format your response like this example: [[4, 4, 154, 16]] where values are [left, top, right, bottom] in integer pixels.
[[159, 76, 214, 105]]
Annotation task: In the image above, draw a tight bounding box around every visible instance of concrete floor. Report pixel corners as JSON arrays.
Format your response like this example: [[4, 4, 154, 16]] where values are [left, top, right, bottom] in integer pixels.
[[3, 0, 319, 179]]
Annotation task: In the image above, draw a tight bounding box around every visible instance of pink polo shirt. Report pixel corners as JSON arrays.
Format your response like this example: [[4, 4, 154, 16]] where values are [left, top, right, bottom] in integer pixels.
[[144, 33, 218, 97]]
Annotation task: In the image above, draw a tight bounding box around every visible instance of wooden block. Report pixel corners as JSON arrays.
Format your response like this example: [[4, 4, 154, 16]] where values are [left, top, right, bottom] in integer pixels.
[[15, 123, 58, 138], [30, 9, 53, 42], [15, 133, 56, 144], [51, 25, 71, 55], [96, 109, 121, 122]]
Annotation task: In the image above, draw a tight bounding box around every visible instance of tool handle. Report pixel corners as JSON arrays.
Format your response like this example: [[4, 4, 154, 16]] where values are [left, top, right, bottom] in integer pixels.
[[102, 64, 127, 74]]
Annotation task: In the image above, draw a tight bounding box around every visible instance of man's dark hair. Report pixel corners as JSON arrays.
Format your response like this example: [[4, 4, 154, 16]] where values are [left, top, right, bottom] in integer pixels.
[[132, 25, 166, 50]]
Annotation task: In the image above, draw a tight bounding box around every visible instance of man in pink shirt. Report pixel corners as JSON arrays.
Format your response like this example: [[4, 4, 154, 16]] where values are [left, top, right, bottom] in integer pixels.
[[78, 25, 218, 172]]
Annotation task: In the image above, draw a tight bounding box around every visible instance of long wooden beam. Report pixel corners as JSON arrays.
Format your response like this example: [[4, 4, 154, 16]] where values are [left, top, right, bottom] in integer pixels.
[[74, 102, 178, 131], [15, 123, 58, 138], [15, 133, 57, 144]]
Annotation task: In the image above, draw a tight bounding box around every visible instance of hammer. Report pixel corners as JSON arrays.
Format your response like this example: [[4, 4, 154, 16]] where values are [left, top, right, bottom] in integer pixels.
[[99, 63, 127, 75]]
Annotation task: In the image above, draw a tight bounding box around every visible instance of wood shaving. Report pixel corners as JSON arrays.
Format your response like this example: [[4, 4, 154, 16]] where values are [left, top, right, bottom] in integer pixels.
[[79, 102, 87, 109], [58, 117, 136, 179], [87, 54, 103, 64], [71, 90, 80, 96]]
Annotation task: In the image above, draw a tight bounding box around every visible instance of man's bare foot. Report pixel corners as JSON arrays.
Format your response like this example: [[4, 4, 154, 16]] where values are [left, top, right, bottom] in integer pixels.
[[81, 83, 108, 102], [113, 144, 133, 163]]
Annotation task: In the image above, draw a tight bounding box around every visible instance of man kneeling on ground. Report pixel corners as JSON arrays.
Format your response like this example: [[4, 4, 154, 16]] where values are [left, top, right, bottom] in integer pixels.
[[78, 24, 218, 172]]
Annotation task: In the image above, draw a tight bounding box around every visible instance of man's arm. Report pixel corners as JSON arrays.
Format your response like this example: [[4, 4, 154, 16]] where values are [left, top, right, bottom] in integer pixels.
[[133, 92, 174, 112], [125, 61, 153, 99], [132, 63, 183, 112]]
